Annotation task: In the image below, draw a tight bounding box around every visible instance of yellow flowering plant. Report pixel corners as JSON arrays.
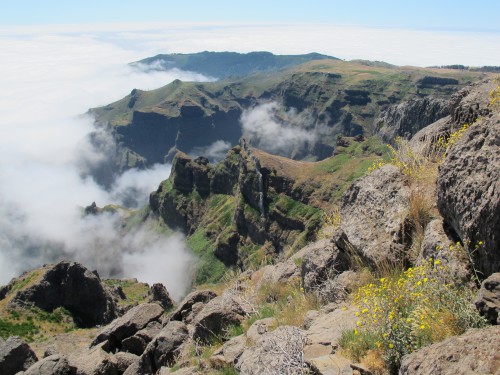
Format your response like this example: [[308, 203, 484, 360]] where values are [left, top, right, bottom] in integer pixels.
[[340, 258, 486, 372]]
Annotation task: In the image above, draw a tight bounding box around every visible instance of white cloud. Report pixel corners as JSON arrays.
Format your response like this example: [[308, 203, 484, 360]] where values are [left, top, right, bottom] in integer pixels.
[[241, 101, 331, 157], [190, 140, 232, 162], [0, 29, 209, 297]]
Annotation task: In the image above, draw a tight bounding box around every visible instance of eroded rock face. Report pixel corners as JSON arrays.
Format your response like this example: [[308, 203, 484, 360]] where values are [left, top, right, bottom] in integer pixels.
[[335, 164, 411, 267], [437, 113, 500, 277], [475, 273, 500, 325], [0, 336, 38, 375], [376, 96, 450, 144], [9, 261, 117, 327], [399, 325, 500, 375]]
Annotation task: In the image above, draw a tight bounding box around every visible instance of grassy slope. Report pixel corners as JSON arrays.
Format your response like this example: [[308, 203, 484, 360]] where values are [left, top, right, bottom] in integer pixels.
[[92, 59, 486, 129]]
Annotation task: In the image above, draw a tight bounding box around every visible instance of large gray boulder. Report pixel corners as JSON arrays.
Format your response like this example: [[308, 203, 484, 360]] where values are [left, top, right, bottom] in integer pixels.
[[335, 164, 410, 267], [192, 295, 246, 343], [475, 273, 500, 325], [375, 96, 450, 144], [437, 112, 500, 277], [91, 303, 164, 352], [9, 261, 117, 327], [24, 354, 71, 375], [399, 325, 500, 375], [0, 336, 38, 375]]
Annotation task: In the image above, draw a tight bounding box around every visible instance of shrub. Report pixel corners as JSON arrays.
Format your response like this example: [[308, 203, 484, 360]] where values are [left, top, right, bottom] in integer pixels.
[[340, 259, 486, 373]]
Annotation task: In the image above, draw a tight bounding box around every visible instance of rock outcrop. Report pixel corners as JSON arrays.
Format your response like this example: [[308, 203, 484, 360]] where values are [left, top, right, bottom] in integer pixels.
[[8, 261, 117, 327], [399, 325, 500, 375], [475, 273, 500, 325], [437, 112, 500, 277], [300, 238, 349, 292], [0, 337, 38, 375], [91, 303, 164, 352], [375, 96, 450, 143], [192, 295, 246, 343], [335, 164, 411, 267]]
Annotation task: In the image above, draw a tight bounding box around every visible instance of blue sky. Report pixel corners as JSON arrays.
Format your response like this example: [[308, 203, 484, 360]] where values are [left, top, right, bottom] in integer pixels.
[[3, 0, 500, 32]]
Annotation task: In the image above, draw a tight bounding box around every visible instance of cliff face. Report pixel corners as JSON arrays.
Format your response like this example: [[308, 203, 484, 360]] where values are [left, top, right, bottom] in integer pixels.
[[150, 141, 322, 282]]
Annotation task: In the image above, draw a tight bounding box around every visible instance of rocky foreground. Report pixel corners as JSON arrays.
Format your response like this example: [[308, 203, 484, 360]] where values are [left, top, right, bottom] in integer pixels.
[[1, 79, 500, 374]]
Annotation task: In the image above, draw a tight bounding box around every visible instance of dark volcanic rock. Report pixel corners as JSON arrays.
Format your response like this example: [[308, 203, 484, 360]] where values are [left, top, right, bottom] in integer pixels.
[[475, 273, 500, 325], [133, 321, 189, 374], [0, 337, 38, 375], [335, 164, 411, 266], [437, 112, 500, 277], [375, 96, 449, 143], [399, 325, 500, 375], [149, 283, 174, 310], [10, 261, 117, 327], [91, 303, 164, 352], [169, 289, 217, 323]]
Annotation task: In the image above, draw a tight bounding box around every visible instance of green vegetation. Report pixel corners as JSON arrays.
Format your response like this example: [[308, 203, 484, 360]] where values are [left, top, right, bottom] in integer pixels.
[[103, 279, 151, 307], [0, 307, 75, 342], [188, 229, 227, 285]]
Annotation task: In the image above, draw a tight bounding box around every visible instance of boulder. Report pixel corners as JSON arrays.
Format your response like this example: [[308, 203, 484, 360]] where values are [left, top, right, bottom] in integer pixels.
[[169, 290, 217, 323], [9, 261, 117, 327], [307, 354, 356, 375], [0, 337, 38, 375], [210, 334, 247, 367], [113, 352, 138, 374], [137, 321, 189, 374], [305, 306, 357, 352], [237, 326, 308, 375], [437, 113, 500, 277], [24, 354, 71, 375], [399, 325, 500, 375], [67, 343, 118, 375], [192, 295, 246, 343], [300, 238, 349, 292], [91, 303, 164, 352], [121, 320, 162, 355], [475, 273, 500, 325], [149, 284, 174, 310], [375, 96, 450, 144], [336, 164, 410, 267]]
